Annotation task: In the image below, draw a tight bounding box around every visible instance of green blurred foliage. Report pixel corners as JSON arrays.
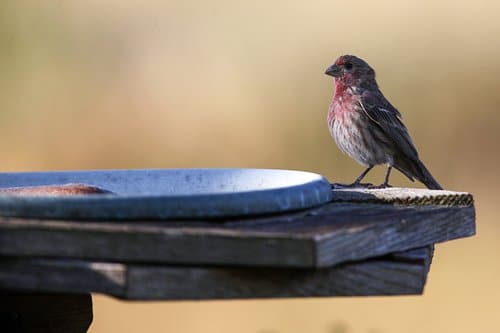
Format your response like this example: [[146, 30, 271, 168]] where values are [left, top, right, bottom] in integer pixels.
[[0, 1, 498, 333]]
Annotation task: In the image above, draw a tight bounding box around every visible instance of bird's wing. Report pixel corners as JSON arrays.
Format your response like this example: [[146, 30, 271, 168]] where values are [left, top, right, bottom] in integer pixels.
[[358, 90, 419, 160]]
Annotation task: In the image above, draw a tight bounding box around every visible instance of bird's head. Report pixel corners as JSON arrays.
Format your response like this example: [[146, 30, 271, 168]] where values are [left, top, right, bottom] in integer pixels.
[[325, 55, 376, 88]]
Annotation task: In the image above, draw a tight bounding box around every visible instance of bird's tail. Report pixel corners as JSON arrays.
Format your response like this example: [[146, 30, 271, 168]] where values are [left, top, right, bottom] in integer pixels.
[[394, 157, 443, 190], [414, 160, 443, 190]]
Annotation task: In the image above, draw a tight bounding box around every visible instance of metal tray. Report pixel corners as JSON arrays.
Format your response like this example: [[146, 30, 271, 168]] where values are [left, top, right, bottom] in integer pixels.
[[0, 169, 332, 220]]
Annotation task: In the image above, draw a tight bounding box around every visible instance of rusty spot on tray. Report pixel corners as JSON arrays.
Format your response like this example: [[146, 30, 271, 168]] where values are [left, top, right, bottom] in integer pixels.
[[0, 183, 115, 196]]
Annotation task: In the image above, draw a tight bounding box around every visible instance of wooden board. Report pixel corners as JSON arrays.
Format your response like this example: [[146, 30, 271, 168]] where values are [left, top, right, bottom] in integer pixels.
[[330, 188, 473, 206], [0, 247, 434, 300], [0, 189, 475, 268]]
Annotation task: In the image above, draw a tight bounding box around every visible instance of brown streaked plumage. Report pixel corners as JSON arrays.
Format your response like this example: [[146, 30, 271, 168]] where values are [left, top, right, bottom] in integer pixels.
[[325, 55, 442, 190]]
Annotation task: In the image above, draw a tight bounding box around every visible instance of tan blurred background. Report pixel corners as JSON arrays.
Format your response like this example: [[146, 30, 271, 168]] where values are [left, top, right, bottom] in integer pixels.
[[1, 0, 499, 332]]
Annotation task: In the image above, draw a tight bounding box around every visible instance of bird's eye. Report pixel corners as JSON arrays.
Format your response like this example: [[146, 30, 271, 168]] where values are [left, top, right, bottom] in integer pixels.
[[344, 62, 353, 70]]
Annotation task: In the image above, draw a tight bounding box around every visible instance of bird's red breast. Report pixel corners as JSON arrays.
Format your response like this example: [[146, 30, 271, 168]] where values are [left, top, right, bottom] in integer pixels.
[[328, 84, 360, 135], [334, 79, 348, 96]]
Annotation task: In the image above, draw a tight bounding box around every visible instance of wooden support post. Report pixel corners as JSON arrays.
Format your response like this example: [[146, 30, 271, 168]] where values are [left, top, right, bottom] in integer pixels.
[[0, 292, 92, 333]]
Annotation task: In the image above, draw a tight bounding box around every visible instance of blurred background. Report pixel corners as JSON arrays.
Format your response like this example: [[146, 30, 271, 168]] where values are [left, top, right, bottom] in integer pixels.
[[1, 0, 499, 332]]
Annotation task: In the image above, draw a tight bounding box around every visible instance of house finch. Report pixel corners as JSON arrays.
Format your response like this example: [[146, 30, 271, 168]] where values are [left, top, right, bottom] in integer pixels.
[[325, 55, 442, 190]]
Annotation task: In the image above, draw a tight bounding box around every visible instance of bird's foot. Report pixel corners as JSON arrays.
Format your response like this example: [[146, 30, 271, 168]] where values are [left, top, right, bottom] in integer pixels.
[[331, 182, 373, 190], [368, 183, 393, 189]]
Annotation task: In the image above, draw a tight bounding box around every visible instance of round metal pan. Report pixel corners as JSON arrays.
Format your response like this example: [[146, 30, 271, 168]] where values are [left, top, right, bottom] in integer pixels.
[[0, 169, 332, 220]]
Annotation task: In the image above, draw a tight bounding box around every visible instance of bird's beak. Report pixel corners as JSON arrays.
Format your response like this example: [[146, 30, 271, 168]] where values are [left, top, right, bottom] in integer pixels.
[[325, 64, 341, 77]]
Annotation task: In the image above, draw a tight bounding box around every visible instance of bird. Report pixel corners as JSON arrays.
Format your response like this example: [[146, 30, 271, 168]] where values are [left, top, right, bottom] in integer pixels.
[[325, 55, 443, 190]]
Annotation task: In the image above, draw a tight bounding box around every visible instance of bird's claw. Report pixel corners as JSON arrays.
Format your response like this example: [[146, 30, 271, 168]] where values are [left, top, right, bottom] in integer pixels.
[[331, 182, 374, 189], [368, 183, 392, 189]]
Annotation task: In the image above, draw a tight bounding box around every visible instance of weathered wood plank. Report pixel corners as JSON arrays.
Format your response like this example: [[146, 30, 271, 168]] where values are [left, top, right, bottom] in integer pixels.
[[0, 201, 474, 268], [330, 187, 473, 206], [0, 247, 433, 300]]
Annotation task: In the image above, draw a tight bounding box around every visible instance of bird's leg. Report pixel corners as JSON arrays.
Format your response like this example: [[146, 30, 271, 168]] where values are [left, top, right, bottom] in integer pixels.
[[369, 166, 393, 189], [332, 166, 374, 189], [353, 166, 374, 185], [383, 166, 393, 187]]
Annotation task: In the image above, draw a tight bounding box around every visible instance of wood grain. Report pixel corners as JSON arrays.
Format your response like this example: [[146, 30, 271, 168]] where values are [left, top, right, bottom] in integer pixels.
[[0, 202, 474, 268], [0, 189, 470, 300], [330, 187, 473, 206], [0, 247, 433, 300]]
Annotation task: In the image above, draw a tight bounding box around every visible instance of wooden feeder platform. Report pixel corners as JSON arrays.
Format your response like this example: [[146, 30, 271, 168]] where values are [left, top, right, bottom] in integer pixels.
[[0, 187, 475, 332]]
